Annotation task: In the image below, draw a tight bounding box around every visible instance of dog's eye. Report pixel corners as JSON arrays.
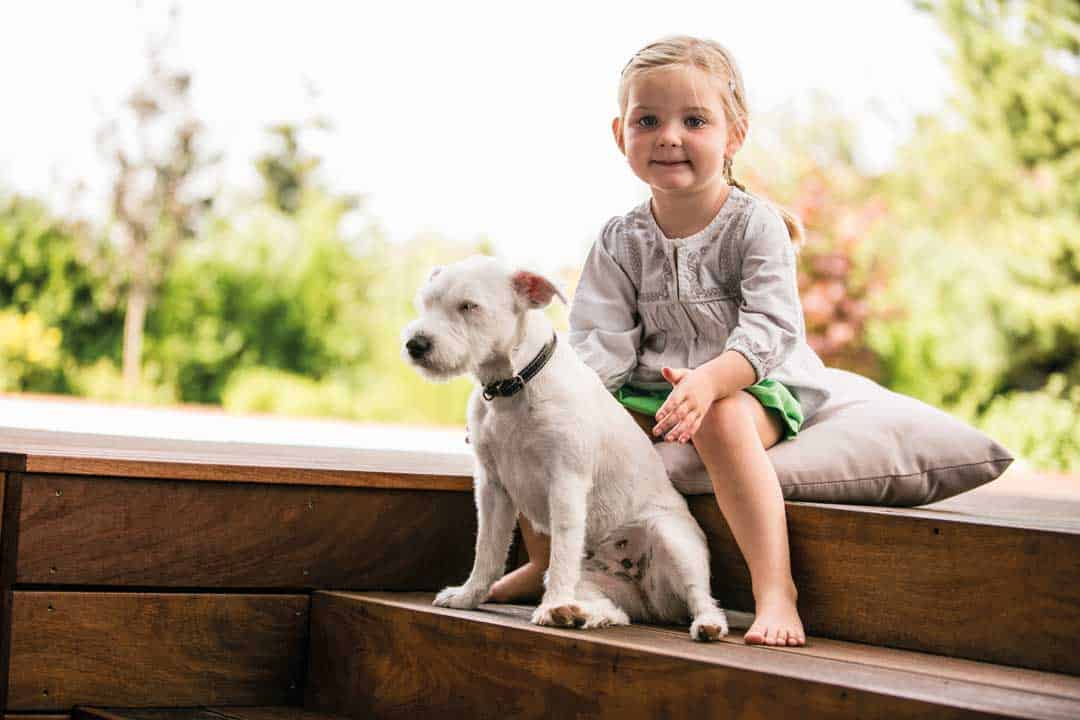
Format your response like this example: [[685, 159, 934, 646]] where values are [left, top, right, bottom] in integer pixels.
[[459, 301, 478, 313]]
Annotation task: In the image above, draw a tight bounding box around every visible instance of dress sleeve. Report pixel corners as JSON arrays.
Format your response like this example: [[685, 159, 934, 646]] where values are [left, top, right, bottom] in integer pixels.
[[723, 203, 803, 383], [568, 217, 643, 392]]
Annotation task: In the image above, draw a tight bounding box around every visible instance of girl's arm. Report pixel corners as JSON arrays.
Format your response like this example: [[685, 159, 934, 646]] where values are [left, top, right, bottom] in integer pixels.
[[568, 217, 642, 392], [717, 202, 802, 388]]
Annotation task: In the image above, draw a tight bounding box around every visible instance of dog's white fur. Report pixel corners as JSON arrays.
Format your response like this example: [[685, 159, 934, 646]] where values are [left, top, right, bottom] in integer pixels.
[[403, 256, 732, 640]]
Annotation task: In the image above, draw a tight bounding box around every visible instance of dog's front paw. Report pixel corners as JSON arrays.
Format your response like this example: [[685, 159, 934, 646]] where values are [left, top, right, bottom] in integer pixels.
[[433, 583, 488, 610], [690, 610, 730, 642], [531, 601, 589, 628]]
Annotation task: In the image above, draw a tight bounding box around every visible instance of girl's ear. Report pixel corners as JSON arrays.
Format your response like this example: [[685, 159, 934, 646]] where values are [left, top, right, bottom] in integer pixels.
[[726, 121, 747, 157], [511, 269, 567, 310], [612, 116, 625, 155]]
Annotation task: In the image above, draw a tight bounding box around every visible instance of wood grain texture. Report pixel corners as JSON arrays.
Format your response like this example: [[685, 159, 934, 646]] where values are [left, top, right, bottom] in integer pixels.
[[689, 497, 1080, 675], [15, 473, 477, 589], [7, 592, 308, 712], [306, 591, 1080, 720], [73, 708, 349, 720], [0, 472, 21, 713], [0, 427, 472, 490], [211, 709, 350, 720]]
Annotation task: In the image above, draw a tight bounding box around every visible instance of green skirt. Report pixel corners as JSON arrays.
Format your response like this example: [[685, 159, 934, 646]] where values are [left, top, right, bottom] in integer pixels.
[[614, 378, 804, 440]]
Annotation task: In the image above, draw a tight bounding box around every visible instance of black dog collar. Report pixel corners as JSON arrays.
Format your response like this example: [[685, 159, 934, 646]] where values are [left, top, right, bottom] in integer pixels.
[[483, 333, 558, 401]]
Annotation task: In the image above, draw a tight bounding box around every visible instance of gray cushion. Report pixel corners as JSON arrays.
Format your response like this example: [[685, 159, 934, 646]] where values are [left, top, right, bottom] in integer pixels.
[[657, 368, 1014, 506]]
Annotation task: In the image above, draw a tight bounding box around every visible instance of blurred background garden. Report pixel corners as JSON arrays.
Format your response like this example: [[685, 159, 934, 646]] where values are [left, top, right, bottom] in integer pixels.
[[0, 0, 1076, 472]]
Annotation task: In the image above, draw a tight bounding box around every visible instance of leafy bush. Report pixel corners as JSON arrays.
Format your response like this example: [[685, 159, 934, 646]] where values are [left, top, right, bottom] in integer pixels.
[[222, 367, 359, 418], [0, 310, 68, 392], [0, 195, 123, 366], [69, 358, 178, 405], [977, 375, 1080, 472], [146, 189, 375, 404]]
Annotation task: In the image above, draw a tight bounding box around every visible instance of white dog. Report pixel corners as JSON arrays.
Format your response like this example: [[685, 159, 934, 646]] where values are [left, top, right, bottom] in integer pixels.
[[403, 256, 735, 641]]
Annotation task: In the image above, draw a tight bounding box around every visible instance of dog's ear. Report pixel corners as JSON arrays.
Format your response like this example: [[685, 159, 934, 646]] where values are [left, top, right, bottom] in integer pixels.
[[427, 265, 443, 282], [511, 269, 567, 309]]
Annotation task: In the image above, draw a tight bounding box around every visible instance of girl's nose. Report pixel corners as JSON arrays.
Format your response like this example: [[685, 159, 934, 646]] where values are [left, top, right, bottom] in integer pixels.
[[658, 123, 682, 147]]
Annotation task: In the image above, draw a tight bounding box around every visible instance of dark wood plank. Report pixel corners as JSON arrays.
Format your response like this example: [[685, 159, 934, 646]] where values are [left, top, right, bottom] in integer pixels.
[[74, 712, 221, 720], [4, 715, 68, 720], [7, 592, 308, 712], [73, 711, 222, 720], [213, 709, 349, 720], [689, 497, 1080, 675], [0, 427, 471, 490], [0, 472, 22, 713], [307, 591, 1080, 720], [73, 709, 348, 720], [15, 473, 476, 589]]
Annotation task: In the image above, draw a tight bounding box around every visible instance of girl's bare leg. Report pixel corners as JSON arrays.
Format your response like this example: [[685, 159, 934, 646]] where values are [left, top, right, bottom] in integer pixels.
[[691, 391, 806, 646], [486, 513, 551, 603]]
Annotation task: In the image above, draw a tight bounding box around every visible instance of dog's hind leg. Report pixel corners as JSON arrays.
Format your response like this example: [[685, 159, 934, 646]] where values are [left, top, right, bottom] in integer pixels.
[[567, 573, 633, 629], [648, 512, 730, 641]]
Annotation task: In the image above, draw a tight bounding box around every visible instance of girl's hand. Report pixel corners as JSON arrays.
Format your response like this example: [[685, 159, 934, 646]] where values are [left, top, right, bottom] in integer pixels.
[[653, 366, 721, 443]]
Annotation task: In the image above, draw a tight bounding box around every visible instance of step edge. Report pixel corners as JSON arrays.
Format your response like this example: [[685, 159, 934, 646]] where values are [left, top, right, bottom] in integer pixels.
[[315, 590, 1080, 719]]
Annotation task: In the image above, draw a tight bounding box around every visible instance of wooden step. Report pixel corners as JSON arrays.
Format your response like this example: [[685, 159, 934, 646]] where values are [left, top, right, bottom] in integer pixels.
[[305, 591, 1080, 720], [5, 592, 308, 712], [72, 708, 350, 720], [7, 460, 1075, 674], [1, 428, 1076, 675], [7, 470, 476, 589], [689, 494, 1080, 675]]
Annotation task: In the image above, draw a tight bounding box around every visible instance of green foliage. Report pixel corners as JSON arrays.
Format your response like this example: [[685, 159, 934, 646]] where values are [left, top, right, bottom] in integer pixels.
[[69, 358, 178, 405], [0, 309, 68, 392], [863, 228, 1011, 418], [978, 374, 1080, 471], [146, 188, 375, 404], [0, 195, 123, 367], [868, 0, 1080, 470], [222, 367, 358, 418]]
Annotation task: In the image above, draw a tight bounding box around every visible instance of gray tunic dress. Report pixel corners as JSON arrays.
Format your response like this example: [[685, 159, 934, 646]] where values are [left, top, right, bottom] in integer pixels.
[[568, 186, 832, 422]]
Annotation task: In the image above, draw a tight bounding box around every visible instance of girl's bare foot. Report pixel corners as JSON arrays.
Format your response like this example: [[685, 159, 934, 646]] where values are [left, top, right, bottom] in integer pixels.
[[485, 561, 546, 604], [744, 584, 806, 646]]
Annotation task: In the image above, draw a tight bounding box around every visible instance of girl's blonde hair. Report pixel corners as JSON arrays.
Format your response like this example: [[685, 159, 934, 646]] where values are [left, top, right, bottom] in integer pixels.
[[618, 35, 805, 249]]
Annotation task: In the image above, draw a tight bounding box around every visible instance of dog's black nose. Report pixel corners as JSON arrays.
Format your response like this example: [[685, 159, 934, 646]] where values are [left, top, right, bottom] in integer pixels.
[[406, 335, 432, 358]]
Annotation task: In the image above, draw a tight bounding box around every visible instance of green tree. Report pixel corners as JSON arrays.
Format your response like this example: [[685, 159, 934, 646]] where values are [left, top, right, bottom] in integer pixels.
[[868, 0, 1079, 468], [97, 6, 219, 396], [0, 194, 123, 371], [147, 187, 375, 404]]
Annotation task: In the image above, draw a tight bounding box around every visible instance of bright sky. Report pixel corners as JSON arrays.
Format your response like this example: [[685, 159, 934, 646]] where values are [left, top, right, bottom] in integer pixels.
[[0, 1, 952, 275]]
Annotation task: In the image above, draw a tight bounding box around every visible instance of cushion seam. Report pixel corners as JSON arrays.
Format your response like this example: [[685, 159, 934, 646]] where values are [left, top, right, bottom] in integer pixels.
[[780, 457, 1014, 487]]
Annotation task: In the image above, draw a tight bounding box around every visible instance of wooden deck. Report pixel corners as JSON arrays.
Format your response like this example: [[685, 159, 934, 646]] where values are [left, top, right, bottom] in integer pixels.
[[0, 424, 1076, 718]]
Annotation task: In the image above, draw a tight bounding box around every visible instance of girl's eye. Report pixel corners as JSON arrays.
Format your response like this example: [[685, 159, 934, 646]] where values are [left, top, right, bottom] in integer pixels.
[[459, 302, 478, 313], [637, 115, 658, 128], [686, 116, 706, 129]]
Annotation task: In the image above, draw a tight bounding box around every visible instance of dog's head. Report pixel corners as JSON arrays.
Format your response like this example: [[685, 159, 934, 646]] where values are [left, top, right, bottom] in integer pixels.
[[402, 255, 566, 381]]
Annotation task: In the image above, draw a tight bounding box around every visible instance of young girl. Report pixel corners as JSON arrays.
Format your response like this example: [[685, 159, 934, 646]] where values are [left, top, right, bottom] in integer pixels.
[[487, 35, 831, 648]]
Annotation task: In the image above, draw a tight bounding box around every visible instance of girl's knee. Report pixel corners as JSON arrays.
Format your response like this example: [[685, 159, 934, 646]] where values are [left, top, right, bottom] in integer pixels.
[[693, 392, 753, 442]]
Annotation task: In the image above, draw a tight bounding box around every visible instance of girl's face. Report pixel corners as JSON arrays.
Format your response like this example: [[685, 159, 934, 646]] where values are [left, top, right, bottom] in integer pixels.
[[614, 64, 742, 197]]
